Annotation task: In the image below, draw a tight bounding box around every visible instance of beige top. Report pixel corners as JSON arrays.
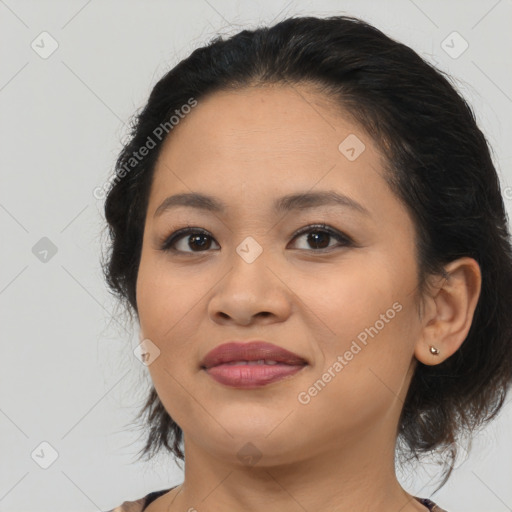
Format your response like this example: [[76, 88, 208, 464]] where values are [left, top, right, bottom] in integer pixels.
[[107, 496, 146, 512], [105, 488, 449, 512]]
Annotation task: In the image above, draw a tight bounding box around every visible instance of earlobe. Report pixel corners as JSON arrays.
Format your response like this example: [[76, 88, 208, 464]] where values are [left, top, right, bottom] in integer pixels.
[[414, 257, 482, 366]]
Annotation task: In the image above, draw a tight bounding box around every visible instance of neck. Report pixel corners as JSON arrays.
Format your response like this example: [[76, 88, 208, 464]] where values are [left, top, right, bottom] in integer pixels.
[[153, 414, 429, 512]]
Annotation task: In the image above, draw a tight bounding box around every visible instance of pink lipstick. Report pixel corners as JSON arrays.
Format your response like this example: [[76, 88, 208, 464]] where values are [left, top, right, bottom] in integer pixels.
[[200, 341, 308, 389]]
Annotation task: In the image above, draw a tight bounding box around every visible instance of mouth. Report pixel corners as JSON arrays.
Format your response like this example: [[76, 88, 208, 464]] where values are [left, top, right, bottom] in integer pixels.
[[200, 340, 308, 389]]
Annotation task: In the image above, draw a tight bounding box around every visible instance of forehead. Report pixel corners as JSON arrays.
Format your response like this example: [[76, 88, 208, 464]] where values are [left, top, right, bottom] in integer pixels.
[[147, 84, 396, 223], [160, 84, 365, 164]]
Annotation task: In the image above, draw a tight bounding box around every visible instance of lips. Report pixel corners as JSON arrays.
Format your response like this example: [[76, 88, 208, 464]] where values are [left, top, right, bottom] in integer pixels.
[[200, 341, 308, 389], [200, 341, 307, 369]]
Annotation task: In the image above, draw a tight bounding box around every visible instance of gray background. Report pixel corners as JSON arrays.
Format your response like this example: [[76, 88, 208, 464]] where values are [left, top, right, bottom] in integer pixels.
[[1, 1, 511, 511]]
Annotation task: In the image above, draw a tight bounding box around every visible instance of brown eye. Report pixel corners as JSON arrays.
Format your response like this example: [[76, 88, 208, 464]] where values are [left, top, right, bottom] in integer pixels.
[[289, 224, 353, 251], [161, 228, 220, 253]]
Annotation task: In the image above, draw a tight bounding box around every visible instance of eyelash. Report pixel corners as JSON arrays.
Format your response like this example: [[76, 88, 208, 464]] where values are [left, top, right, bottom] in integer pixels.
[[159, 223, 354, 254]]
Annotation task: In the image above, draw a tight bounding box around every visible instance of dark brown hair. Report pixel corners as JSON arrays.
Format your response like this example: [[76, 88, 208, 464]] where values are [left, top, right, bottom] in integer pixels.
[[101, 15, 512, 489]]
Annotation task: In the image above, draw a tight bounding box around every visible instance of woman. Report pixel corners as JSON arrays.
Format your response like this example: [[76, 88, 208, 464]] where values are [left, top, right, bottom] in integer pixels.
[[102, 14, 512, 512]]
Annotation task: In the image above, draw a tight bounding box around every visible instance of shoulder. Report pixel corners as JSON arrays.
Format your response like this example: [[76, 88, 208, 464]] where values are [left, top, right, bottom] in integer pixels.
[[103, 496, 146, 512], [415, 497, 450, 512], [104, 488, 173, 512]]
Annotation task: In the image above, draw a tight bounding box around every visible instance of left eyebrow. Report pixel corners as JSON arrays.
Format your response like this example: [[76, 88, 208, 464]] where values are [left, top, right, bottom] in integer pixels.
[[273, 190, 371, 217], [153, 190, 371, 218]]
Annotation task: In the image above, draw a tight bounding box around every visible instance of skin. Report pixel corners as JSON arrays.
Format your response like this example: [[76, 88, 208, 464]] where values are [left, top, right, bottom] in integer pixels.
[[135, 83, 481, 512]]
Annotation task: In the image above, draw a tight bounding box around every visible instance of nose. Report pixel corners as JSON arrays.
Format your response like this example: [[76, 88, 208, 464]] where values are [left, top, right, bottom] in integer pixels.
[[207, 246, 292, 326]]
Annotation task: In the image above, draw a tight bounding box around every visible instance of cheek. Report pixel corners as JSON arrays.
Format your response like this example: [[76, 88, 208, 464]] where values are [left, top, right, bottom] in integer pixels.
[[135, 253, 207, 404], [293, 255, 409, 343], [136, 254, 199, 341], [293, 302, 416, 445], [296, 256, 417, 390]]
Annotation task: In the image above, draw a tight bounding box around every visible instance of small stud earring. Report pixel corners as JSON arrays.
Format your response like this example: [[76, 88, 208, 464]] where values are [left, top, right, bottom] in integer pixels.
[[429, 345, 440, 355]]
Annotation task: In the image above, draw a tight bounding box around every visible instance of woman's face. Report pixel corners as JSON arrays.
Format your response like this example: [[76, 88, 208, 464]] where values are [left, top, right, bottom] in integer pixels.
[[136, 84, 423, 465]]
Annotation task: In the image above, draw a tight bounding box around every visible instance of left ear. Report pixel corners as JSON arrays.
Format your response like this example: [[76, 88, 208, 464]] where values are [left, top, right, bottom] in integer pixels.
[[414, 257, 482, 366]]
